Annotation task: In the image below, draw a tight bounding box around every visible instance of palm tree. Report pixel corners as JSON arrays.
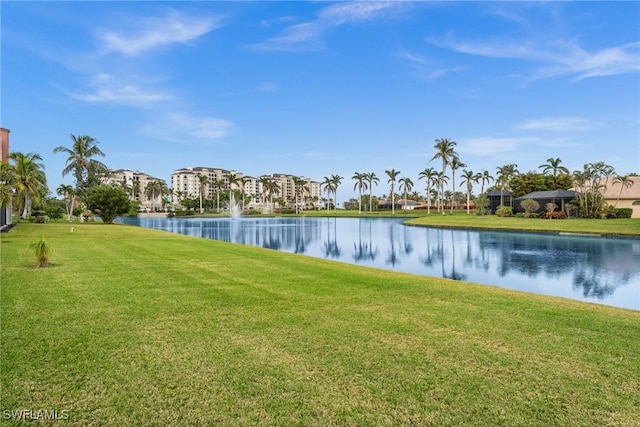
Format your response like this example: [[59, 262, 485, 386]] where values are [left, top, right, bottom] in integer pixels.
[[398, 177, 413, 210], [435, 172, 449, 212], [538, 157, 569, 177], [321, 176, 336, 211], [212, 178, 225, 212], [53, 134, 107, 220], [479, 169, 494, 196], [239, 177, 251, 210], [352, 172, 368, 214], [449, 157, 466, 214], [0, 161, 16, 213], [226, 173, 242, 206], [56, 183, 75, 220], [9, 152, 48, 219], [291, 176, 309, 213], [460, 169, 479, 215], [418, 167, 437, 214], [612, 174, 635, 207], [365, 172, 379, 212], [331, 174, 343, 210], [431, 138, 458, 213], [496, 164, 518, 207], [197, 174, 209, 213], [385, 169, 401, 215]]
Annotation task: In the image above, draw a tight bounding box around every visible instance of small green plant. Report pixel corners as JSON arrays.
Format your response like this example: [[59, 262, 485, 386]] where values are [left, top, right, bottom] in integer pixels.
[[495, 205, 513, 217], [520, 198, 540, 218], [29, 235, 51, 267]]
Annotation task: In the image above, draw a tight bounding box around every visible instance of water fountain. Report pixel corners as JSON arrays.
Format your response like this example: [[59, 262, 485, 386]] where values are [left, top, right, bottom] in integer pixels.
[[229, 192, 241, 219]]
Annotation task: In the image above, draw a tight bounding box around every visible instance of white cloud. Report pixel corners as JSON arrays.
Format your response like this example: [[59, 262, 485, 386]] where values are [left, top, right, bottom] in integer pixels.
[[249, 1, 412, 52], [98, 10, 222, 56], [518, 116, 600, 132], [67, 73, 173, 107], [142, 112, 233, 143], [433, 36, 640, 80]]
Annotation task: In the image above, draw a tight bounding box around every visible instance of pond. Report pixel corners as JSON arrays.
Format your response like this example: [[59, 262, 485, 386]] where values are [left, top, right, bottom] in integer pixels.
[[117, 216, 640, 310]]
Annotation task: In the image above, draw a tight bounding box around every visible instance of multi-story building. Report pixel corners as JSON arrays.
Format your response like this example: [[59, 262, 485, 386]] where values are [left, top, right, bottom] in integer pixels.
[[1, 127, 11, 230], [102, 169, 167, 211], [170, 167, 321, 210]]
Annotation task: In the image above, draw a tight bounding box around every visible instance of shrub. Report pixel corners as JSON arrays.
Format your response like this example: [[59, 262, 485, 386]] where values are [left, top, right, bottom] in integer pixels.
[[529, 213, 540, 219], [519, 198, 540, 218], [515, 212, 525, 218], [84, 185, 131, 224], [544, 211, 567, 220], [495, 206, 513, 217], [615, 208, 633, 219], [29, 235, 51, 267]]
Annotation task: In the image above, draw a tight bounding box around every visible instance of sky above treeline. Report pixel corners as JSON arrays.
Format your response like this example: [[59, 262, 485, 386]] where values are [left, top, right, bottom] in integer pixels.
[[2, 1, 639, 201]]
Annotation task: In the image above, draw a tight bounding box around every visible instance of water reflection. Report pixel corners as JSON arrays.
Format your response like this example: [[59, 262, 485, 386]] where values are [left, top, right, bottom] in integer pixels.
[[118, 217, 640, 310]]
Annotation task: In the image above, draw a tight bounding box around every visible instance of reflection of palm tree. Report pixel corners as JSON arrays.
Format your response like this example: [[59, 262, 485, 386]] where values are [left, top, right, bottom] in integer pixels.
[[353, 219, 379, 262], [323, 218, 342, 258], [444, 229, 466, 281], [386, 222, 400, 267]]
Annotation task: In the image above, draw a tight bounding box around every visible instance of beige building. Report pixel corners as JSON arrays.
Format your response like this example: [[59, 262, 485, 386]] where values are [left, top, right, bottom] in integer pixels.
[[171, 167, 321, 210], [603, 176, 640, 218], [102, 169, 167, 211]]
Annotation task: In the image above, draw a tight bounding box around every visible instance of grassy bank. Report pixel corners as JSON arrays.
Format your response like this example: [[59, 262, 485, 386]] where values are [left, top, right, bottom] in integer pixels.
[[2, 222, 639, 425]]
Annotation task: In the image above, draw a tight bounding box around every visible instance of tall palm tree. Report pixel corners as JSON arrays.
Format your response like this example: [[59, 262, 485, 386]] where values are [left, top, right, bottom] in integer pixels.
[[53, 134, 107, 220], [212, 178, 225, 212], [239, 177, 251, 210], [352, 172, 368, 214], [612, 174, 635, 207], [291, 176, 308, 213], [418, 167, 437, 214], [449, 157, 466, 214], [259, 176, 273, 211], [435, 172, 449, 212], [197, 174, 209, 213], [365, 172, 379, 212], [226, 173, 242, 206], [321, 176, 336, 211], [331, 174, 344, 210], [460, 169, 479, 215], [385, 169, 401, 215], [398, 177, 413, 210], [496, 164, 518, 207], [479, 169, 494, 196], [9, 152, 48, 219], [431, 138, 458, 213]]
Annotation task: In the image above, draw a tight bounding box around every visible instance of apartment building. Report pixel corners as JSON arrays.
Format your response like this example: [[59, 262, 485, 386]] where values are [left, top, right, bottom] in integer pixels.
[[1, 127, 11, 230], [102, 169, 167, 211], [171, 167, 321, 210]]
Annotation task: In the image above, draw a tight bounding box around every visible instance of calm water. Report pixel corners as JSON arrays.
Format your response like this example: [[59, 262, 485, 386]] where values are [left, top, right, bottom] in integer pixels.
[[117, 216, 640, 310]]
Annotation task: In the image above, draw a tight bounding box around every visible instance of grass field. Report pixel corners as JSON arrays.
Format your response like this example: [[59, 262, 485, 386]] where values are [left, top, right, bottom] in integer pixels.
[[2, 221, 639, 425]]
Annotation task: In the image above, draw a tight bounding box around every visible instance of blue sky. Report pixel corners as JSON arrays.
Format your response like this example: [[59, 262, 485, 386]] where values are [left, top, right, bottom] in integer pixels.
[[2, 1, 639, 202]]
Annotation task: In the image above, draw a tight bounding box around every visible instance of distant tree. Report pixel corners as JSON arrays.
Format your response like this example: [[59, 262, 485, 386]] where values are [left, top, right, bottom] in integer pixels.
[[496, 163, 519, 207], [479, 169, 494, 196], [212, 178, 225, 212], [460, 169, 480, 215], [331, 174, 344, 211], [398, 177, 413, 210], [538, 157, 570, 177], [365, 172, 379, 212], [352, 172, 368, 214], [385, 169, 401, 214], [431, 138, 458, 213], [418, 167, 437, 214], [449, 157, 466, 214], [85, 185, 131, 224], [321, 176, 336, 211]]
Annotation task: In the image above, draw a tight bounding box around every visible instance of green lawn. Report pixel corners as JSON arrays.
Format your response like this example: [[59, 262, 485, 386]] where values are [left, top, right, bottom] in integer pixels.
[[1, 222, 639, 425]]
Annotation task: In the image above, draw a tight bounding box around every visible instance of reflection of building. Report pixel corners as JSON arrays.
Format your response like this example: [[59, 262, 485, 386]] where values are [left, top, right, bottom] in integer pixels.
[[102, 169, 166, 211], [1, 127, 12, 231]]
